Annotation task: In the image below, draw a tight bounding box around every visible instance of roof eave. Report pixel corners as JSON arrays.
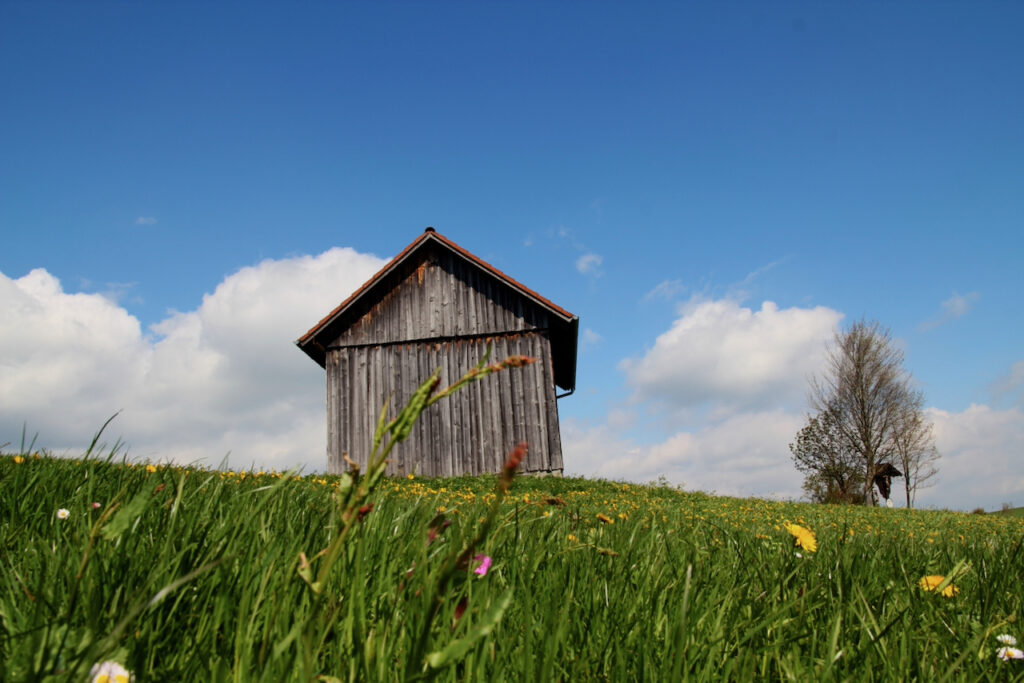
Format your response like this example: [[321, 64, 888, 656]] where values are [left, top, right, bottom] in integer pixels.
[[296, 338, 327, 368], [557, 315, 580, 392]]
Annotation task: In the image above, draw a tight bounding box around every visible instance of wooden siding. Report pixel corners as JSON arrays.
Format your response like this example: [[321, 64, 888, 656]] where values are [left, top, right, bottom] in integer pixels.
[[326, 333, 563, 477], [327, 247, 550, 348]]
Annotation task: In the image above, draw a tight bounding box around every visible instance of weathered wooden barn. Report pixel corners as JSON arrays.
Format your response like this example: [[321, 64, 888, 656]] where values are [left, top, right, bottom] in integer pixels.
[[297, 228, 579, 477]]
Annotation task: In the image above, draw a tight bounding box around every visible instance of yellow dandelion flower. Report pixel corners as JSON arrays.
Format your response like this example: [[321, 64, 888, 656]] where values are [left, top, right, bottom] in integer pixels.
[[567, 534, 578, 542], [145, 465, 157, 473], [918, 575, 959, 598], [13, 455, 25, 464], [784, 523, 817, 553], [407, 473, 415, 480], [596, 513, 613, 524]]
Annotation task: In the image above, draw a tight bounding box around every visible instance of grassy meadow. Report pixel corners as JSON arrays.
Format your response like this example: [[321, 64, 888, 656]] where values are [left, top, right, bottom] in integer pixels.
[[2, 449, 1023, 681], [3, 360, 1023, 681]]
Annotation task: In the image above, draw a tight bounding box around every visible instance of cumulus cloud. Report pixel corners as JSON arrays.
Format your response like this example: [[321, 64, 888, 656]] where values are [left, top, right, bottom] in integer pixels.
[[575, 252, 603, 277], [561, 296, 841, 500], [620, 298, 842, 416], [1, 269, 146, 426], [563, 410, 805, 500], [562, 296, 1020, 512], [6, 260, 1016, 513], [919, 291, 979, 331], [564, 402, 1024, 511], [921, 404, 1024, 512], [0, 248, 387, 471]]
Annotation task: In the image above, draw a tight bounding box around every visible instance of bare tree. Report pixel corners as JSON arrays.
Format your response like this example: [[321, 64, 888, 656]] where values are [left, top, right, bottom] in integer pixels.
[[891, 389, 940, 507], [809, 320, 932, 507]]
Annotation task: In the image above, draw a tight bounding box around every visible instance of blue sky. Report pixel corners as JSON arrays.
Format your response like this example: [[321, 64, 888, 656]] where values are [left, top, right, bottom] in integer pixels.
[[2, 2, 1022, 511]]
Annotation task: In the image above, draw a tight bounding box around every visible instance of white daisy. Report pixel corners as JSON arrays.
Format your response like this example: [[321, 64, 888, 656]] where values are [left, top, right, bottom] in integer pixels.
[[89, 660, 134, 682], [996, 646, 1024, 661]]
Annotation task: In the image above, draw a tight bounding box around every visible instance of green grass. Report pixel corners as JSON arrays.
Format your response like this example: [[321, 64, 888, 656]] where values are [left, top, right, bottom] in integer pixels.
[[3, 359, 1023, 680], [2, 452, 1023, 681]]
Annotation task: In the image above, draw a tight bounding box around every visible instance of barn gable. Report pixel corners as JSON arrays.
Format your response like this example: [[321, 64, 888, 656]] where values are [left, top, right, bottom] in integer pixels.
[[297, 228, 579, 477]]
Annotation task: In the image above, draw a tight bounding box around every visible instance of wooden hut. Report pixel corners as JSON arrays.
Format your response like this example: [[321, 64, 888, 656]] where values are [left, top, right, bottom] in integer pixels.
[[296, 228, 578, 477]]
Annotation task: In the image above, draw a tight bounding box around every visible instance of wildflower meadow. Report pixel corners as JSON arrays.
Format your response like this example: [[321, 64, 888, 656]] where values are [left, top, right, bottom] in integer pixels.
[[2, 358, 1023, 680]]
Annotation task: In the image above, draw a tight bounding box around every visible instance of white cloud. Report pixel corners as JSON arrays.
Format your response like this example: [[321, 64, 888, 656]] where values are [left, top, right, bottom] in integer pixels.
[[992, 360, 1024, 408], [620, 298, 842, 415], [558, 296, 1020, 513], [726, 257, 790, 301], [580, 328, 603, 349], [135, 217, 157, 226], [563, 297, 834, 497], [920, 404, 1024, 512], [739, 258, 787, 286], [6, 262, 1016, 513], [566, 294, 1024, 511], [0, 269, 146, 426], [563, 410, 805, 500], [0, 248, 387, 471], [102, 282, 138, 303], [575, 252, 603, 277], [564, 402, 1024, 512], [942, 291, 978, 318], [919, 291, 979, 331], [642, 279, 686, 303]]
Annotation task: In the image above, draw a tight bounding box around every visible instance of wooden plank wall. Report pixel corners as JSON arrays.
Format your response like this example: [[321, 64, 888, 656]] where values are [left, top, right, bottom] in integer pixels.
[[328, 248, 551, 347], [326, 333, 563, 477]]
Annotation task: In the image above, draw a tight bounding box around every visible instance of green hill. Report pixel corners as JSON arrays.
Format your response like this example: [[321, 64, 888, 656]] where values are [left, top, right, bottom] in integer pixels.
[[2, 451, 1022, 680]]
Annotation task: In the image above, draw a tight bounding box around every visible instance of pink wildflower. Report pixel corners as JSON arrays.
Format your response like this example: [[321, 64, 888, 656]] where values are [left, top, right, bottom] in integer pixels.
[[473, 554, 492, 576]]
